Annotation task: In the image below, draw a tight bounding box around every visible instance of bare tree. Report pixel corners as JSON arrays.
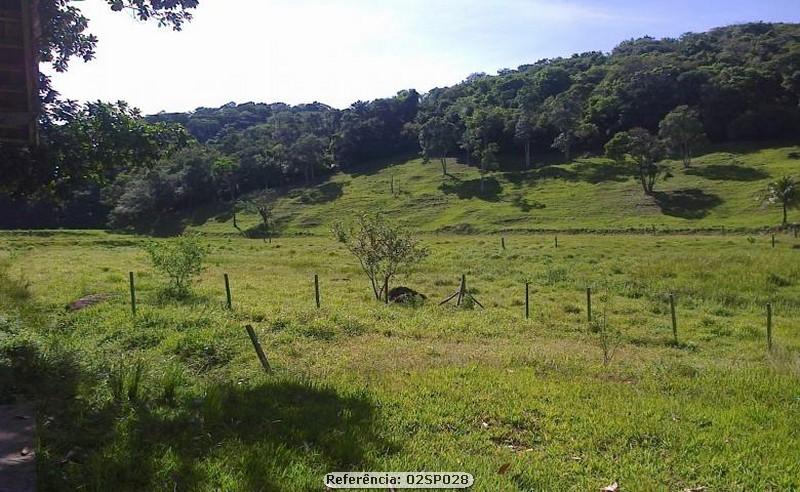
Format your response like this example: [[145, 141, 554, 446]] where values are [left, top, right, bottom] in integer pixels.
[[242, 190, 278, 242], [591, 289, 622, 366]]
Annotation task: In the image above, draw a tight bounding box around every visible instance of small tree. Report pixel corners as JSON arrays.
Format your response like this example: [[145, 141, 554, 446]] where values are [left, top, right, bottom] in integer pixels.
[[332, 214, 429, 301], [213, 155, 240, 227], [242, 190, 278, 243], [479, 142, 500, 194], [760, 176, 799, 225], [591, 289, 622, 366], [659, 105, 706, 168], [143, 234, 208, 297], [605, 128, 665, 195], [514, 114, 534, 169], [420, 116, 459, 177]]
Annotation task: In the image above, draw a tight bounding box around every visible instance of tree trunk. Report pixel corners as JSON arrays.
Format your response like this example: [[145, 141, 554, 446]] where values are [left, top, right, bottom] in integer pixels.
[[524, 140, 531, 169], [639, 168, 650, 195], [683, 143, 691, 168], [480, 173, 485, 194], [783, 202, 788, 225], [440, 158, 447, 177], [370, 276, 381, 300]]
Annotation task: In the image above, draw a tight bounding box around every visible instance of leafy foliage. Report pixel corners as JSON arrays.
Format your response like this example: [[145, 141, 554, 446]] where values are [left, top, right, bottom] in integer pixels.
[[39, 0, 198, 73], [605, 128, 666, 195], [332, 214, 429, 300], [8, 22, 800, 229], [659, 106, 706, 168], [760, 176, 799, 224], [241, 190, 279, 242], [419, 115, 460, 176], [143, 235, 209, 297]]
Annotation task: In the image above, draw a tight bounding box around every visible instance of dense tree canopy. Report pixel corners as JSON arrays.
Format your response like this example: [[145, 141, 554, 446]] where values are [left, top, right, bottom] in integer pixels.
[[4, 21, 800, 229]]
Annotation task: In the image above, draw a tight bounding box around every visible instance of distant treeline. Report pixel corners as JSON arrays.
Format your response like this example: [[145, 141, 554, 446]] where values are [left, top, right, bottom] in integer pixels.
[[3, 22, 800, 229]]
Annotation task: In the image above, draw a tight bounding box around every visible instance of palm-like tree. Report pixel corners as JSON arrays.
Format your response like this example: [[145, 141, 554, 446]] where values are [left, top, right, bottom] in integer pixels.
[[761, 176, 799, 225]]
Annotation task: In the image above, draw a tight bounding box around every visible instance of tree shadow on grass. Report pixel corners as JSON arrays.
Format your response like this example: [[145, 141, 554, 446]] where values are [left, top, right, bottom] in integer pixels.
[[289, 182, 346, 205], [503, 159, 634, 187], [343, 151, 421, 178], [653, 189, 723, 219], [504, 166, 577, 186], [40, 378, 395, 490], [121, 201, 234, 238], [510, 196, 546, 212], [439, 176, 502, 201], [685, 164, 769, 182], [571, 159, 636, 184]]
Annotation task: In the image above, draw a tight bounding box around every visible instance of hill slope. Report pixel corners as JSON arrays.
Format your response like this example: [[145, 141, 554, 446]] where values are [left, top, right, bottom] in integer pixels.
[[192, 143, 800, 236]]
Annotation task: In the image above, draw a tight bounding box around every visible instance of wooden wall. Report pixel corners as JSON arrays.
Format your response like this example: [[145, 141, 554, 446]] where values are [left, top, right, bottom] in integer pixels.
[[0, 0, 38, 144]]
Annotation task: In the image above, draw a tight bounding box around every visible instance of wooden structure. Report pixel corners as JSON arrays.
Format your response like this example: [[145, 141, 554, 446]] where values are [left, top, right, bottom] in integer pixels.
[[439, 274, 484, 309], [0, 0, 39, 144]]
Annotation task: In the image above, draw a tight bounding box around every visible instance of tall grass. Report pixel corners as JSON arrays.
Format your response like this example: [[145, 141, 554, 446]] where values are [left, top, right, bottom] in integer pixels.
[[0, 232, 798, 490]]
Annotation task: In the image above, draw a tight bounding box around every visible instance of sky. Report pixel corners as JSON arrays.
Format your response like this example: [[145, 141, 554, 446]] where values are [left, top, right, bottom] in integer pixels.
[[46, 0, 800, 115]]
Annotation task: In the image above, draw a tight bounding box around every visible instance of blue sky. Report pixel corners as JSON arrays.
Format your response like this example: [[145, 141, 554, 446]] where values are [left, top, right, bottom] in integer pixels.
[[47, 0, 800, 114]]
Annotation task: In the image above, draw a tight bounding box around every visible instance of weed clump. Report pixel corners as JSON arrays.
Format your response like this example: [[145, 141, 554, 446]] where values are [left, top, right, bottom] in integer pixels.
[[143, 235, 209, 299]]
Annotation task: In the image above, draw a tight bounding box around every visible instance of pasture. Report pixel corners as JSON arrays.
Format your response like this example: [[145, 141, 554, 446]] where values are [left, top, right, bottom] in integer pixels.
[[191, 144, 800, 237], [2, 231, 799, 490]]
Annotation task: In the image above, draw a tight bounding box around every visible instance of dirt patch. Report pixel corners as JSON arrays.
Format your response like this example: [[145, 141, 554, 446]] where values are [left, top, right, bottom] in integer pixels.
[[66, 293, 112, 311]]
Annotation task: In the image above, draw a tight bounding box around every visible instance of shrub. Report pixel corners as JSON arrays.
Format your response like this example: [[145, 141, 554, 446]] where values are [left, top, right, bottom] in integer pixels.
[[143, 235, 209, 297], [332, 213, 429, 301]]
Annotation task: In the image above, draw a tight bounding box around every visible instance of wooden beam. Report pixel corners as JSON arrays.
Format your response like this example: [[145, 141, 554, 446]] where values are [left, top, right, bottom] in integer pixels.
[[0, 111, 31, 126], [20, 0, 37, 144], [0, 63, 23, 72], [0, 0, 37, 143]]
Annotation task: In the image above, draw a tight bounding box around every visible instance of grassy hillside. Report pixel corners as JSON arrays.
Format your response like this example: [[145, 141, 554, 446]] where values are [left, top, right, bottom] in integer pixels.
[[192, 142, 800, 236]]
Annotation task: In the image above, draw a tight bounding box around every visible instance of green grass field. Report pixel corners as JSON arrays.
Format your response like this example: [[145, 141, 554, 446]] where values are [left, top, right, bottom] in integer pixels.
[[2, 230, 800, 491], [188, 142, 800, 237]]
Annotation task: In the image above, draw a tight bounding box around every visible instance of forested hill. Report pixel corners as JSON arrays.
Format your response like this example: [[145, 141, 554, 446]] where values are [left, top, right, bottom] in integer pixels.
[[4, 22, 800, 229]]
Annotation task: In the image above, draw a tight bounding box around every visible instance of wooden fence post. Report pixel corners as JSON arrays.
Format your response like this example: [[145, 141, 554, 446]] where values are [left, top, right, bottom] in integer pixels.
[[501, 237, 506, 250], [772, 234, 776, 248], [586, 287, 592, 322], [129, 271, 136, 317], [525, 282, 530, 320], [315, 274, 321, 308], [245, 325, 271, 373], [766, 303, 773, 352], [669, 293, 678, 344], [224, 273, 232, 310], [555, 236, 558, 248]]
